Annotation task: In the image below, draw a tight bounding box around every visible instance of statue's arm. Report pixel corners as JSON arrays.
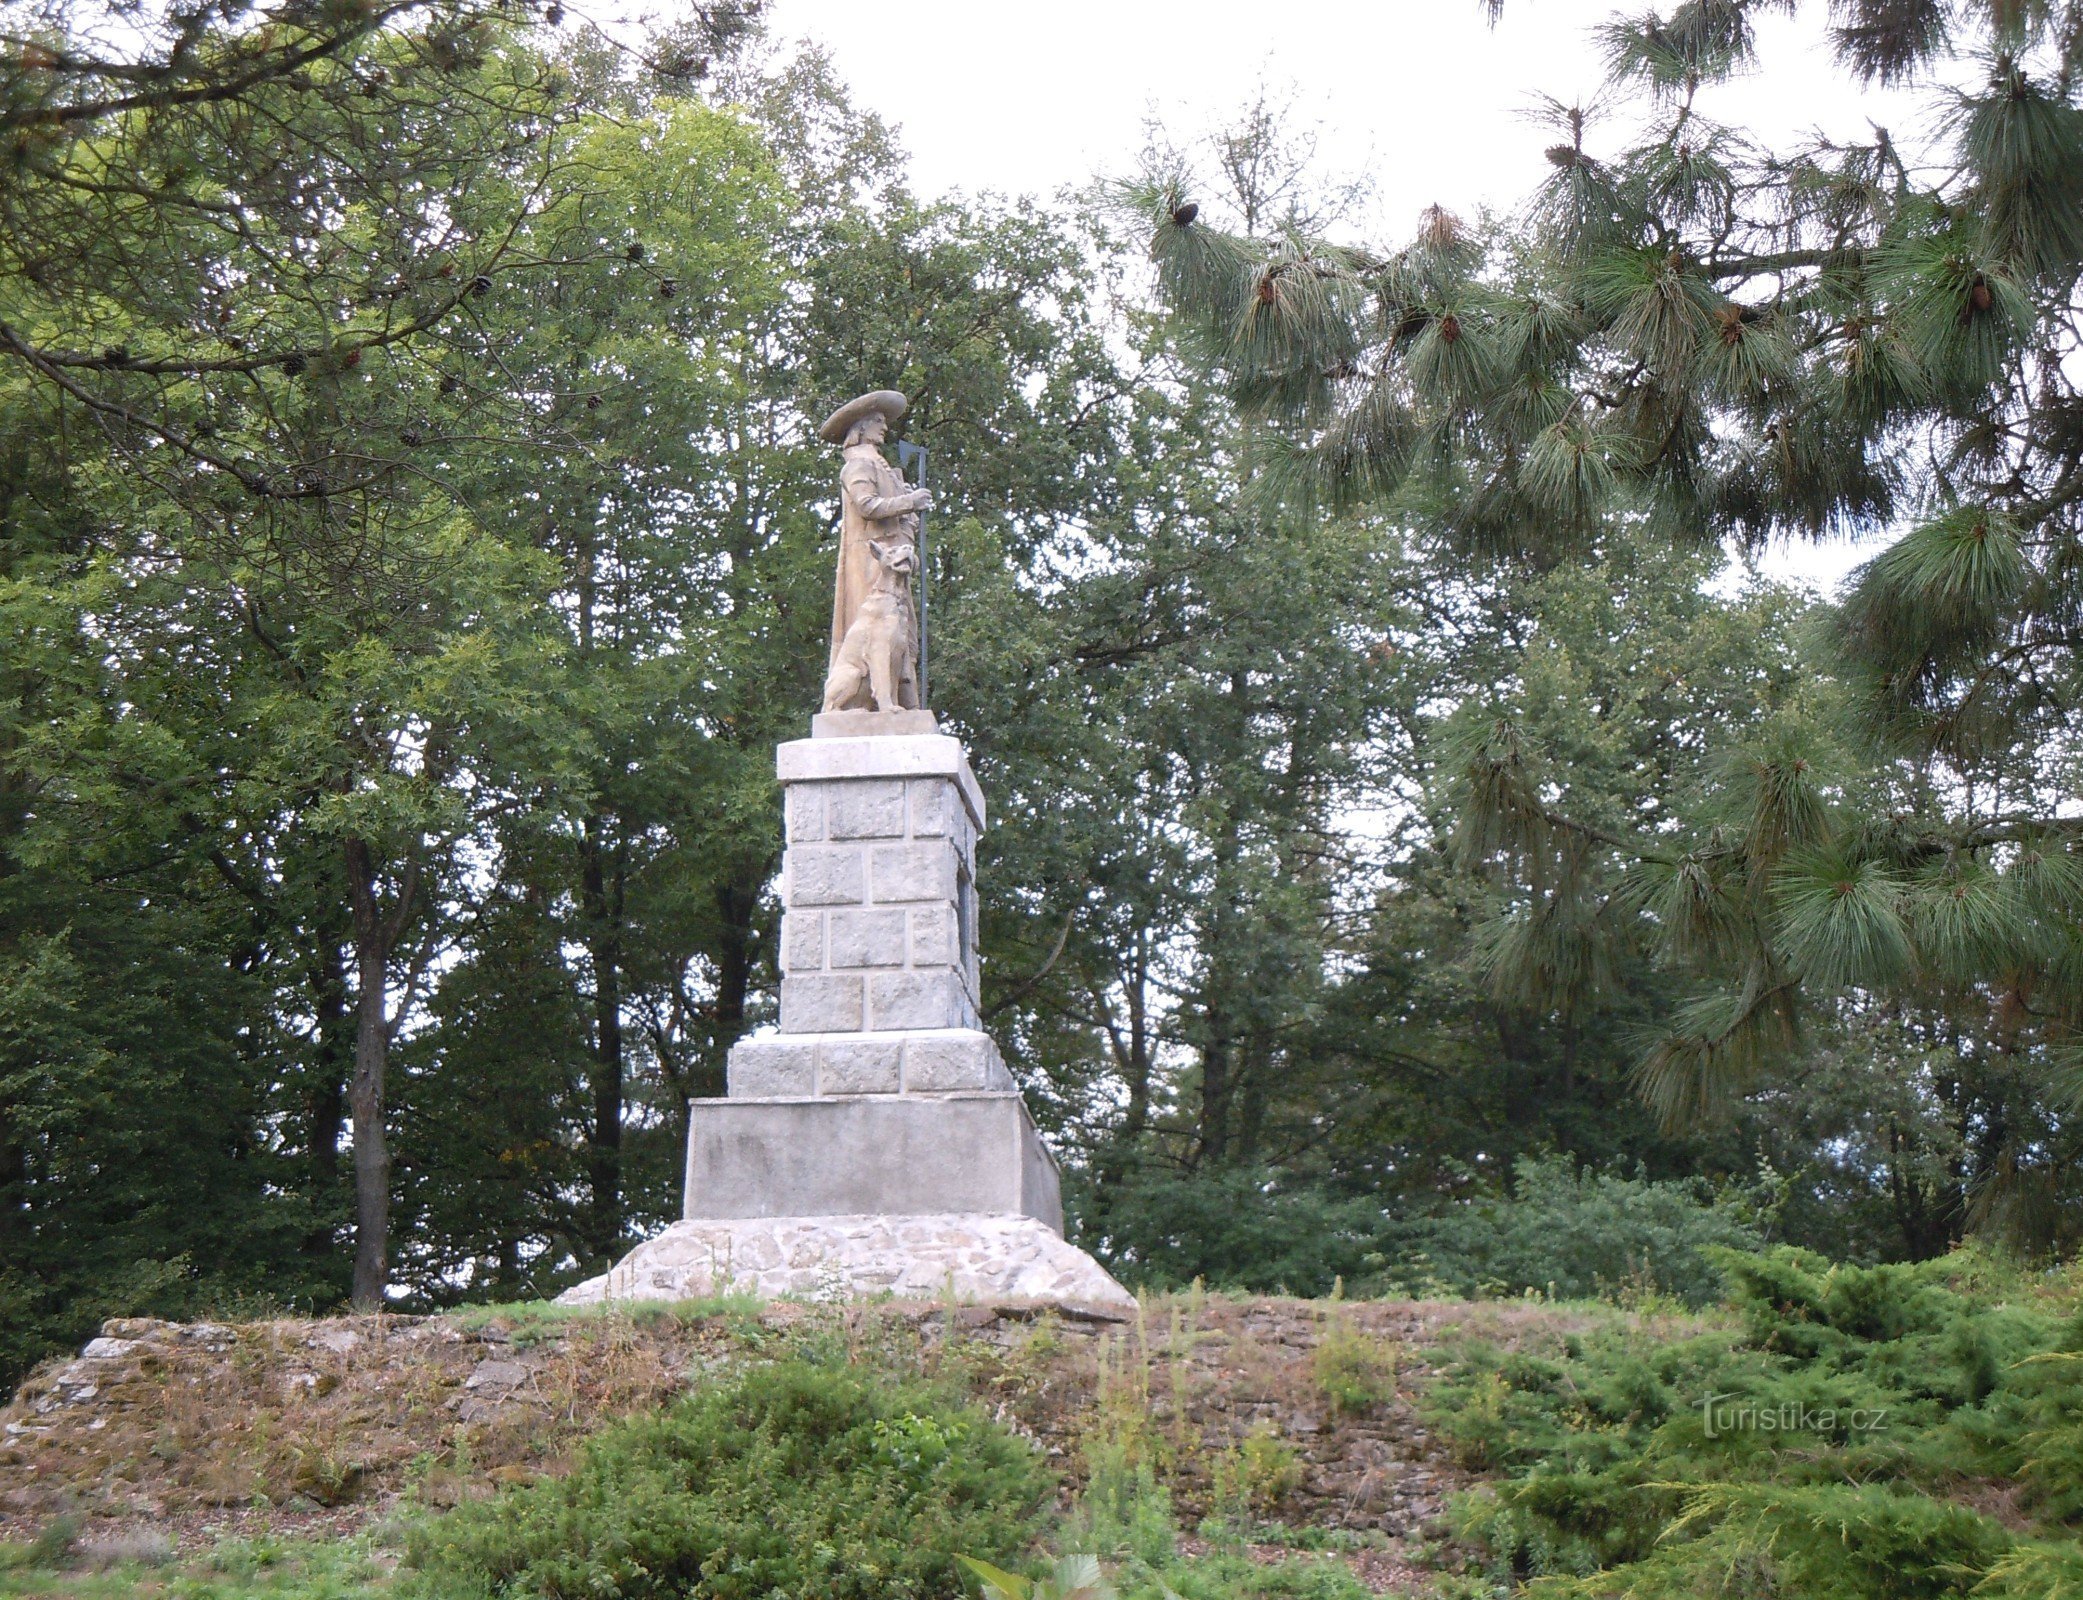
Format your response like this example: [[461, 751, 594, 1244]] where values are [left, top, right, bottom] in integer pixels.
[[842, 459, 930, 519]]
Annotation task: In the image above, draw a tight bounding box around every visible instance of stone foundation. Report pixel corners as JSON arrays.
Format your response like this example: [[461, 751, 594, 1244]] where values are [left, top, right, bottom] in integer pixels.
[[556, 1213, 1134, 1311]]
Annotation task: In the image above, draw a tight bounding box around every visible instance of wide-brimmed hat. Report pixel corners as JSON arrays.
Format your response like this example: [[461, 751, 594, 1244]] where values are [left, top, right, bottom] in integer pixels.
[[818, 388, 907, 444]]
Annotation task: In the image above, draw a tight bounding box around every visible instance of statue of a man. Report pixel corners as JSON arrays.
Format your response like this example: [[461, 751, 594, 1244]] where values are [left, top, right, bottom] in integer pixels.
[[818, 389, 932, 707]]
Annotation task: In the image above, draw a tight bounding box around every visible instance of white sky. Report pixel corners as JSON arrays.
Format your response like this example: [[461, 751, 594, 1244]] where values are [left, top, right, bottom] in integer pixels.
[[762, 0, 1941, 590]]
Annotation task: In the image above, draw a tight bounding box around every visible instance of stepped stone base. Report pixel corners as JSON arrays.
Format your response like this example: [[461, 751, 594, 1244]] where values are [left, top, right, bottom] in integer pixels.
[[557, 1212, 1134, 1311], [686, 1090, 1061, 1230]]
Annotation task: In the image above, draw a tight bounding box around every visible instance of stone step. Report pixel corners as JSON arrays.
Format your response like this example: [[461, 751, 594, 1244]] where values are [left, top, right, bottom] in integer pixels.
[[726, 1027, 1015, 1098], [685, 1090, 1060, 1230]]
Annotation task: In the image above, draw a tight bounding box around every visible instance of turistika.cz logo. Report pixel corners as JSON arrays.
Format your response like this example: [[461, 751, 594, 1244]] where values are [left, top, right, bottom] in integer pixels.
[[1700, 1392, 1889, 1439]]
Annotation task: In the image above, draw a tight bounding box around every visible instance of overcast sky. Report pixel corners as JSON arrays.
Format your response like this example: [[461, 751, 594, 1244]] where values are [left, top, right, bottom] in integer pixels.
[[758, 0, 1940, 589]]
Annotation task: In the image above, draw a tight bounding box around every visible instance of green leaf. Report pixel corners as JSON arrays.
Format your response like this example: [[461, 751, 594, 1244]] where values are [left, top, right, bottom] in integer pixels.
[[958, 1555, 1034, 1599]]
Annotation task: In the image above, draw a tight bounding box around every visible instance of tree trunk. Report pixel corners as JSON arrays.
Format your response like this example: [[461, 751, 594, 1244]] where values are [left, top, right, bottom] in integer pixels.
[[1234, 1034, 1269, 1162], [1199, 1029, 1232, 1165], [0, 1104, 24, 1261], [343, 835, 413, 1312], [712, 875, 756, 1061], [580, 824, 625, 1259], [1123, 931, 1152, 1142], [304, 928, 350, 1263]]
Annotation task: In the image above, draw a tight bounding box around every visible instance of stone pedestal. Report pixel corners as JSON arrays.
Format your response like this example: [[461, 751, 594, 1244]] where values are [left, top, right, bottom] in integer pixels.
[[562, 722, 1130, 1311]]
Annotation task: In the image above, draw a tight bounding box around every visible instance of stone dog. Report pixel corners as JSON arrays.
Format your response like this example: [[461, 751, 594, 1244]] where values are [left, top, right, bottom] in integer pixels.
[[821, 537, 918, 713]]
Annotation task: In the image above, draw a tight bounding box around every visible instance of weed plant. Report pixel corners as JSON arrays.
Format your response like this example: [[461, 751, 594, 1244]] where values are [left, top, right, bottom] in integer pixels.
[[1421, 1244, 2083, 1596], [1310, 1313, 1398, 1418]]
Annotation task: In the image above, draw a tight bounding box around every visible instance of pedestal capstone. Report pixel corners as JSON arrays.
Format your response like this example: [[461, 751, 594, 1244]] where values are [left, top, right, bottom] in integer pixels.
[[562, 711, 1132, 1312]]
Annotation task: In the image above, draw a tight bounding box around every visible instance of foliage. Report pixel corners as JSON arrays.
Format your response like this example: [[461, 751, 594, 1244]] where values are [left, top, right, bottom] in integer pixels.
[[1132, 0, 2083, 1250], [1311, 1317, 1399, 1418], [1211, 1423, 1305, 1519], [1076, 1165, 1388, 1296], [1418, 1245, 2083, 1595], [404, 1359, 1052, 1599], [960, 1553, 1117, 1600], [0, 1529, 394, 1598], [1373, 1153, 1771, 1308], [9, 0, 2083, 1402]]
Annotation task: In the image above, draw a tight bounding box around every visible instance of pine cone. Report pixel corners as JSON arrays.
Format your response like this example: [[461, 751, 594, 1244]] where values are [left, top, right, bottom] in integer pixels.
[[1170, 202, 1198, 227]]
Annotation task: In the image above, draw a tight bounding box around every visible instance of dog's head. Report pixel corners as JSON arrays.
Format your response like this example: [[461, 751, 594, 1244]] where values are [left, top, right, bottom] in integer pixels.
[[867, 539, 918, 578]]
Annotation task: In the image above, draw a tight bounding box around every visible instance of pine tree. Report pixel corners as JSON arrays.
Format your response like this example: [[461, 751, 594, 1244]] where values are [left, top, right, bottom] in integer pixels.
[[1130, 0, 2083, 1242]]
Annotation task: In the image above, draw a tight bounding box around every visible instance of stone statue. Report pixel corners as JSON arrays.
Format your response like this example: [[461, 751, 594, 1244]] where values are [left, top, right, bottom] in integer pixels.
[[557, 386, 1136, 1317], [819, 389, 931, 711], [822, 538, 918, 713]]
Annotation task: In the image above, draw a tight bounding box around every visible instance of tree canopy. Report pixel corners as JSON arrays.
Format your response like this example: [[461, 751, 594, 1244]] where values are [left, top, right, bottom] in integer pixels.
[[1, 0, 2077, 1391], [1130, 0, 2083, 1249]]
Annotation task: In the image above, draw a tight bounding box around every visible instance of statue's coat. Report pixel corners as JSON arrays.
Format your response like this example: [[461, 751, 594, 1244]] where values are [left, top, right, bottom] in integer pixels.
[[830, 442, 920, 697]]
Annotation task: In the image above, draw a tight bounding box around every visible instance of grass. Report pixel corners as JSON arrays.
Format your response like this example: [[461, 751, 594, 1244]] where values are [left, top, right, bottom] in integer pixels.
[[0, 1531, 395, 1598], [445, 1290, 765, 1346]]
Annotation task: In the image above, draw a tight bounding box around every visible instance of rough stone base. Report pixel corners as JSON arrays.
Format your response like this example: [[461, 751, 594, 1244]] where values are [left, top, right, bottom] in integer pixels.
[[558, 1212, 1134, 1312]]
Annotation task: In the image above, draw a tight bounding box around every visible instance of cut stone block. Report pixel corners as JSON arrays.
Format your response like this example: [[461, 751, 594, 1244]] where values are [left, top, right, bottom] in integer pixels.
[[871, 841, 956, 904], [781, 912, 823, 974], [785, 786, 825, 843], [727, 1036, 818, 1097], [907, 777, 966, 839], [723, 1028, 1012, 1100], [786, 846, 866, 907], [826, 778, 909, 839], [777, 974, 863, 1034], [682, 1092, 1061, 1229], [827, 907, 906, 968], [909, 904, 959, 968], [820, 1038, 902, 1095], [871, 969, 971, 1031], [904, 1032, 1011, 1092]]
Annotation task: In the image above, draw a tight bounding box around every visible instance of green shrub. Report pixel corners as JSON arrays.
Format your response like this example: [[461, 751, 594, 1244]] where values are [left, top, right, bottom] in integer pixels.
[[1374, 1154, 1768, 1308], [1419, 1245, 2083, 1597], [1311, 1316, 1398, 1417], [405, 1359, 1051, 1599], [1073, 1165, 1386, 1295]]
